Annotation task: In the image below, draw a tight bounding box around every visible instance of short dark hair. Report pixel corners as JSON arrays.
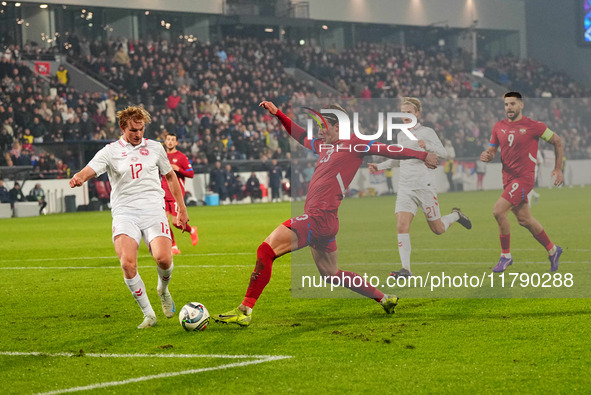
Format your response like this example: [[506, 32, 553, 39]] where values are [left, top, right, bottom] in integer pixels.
[[503, 91, 523, 101], [323, 104, 349, 125], [166, 132, 177, 139]]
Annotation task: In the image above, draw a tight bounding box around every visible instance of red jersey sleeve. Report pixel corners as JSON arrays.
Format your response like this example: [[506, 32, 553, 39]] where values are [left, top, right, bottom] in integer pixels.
[[489, 123, 500, 147], [275, 110, 320, 153], [176, 154, 194, 178], [532, 120, 548, 138]]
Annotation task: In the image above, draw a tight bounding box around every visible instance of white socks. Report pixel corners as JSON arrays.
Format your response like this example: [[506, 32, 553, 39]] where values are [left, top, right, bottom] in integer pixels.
[[157, 262, 174, 293], [441, 212, 460, 231], [124, 273, 155, 317], [397, 233, 411, 271]]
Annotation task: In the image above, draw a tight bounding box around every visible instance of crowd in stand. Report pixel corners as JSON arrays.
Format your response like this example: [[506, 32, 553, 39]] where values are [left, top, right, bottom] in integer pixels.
[[1, 35, 591, 183], [484, 55, 589, 98]]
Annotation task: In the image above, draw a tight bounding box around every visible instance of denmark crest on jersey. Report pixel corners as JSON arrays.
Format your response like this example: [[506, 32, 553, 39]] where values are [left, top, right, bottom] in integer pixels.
[[519, 128, 527, 134], [140, 148, 149, 156]]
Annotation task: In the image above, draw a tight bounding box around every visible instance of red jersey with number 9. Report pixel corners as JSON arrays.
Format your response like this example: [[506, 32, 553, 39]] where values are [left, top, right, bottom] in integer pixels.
[[489, 116, 547, 183]]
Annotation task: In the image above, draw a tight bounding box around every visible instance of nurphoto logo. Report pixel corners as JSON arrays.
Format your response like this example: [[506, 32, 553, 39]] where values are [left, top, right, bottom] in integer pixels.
[[304, 107, 417, 153]]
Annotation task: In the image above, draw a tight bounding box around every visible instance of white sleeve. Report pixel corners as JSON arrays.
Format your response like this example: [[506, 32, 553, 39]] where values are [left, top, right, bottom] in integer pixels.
[[156, 144, 173, 175], [376, 159, 396, 171], [424, 128, 448, 159], [87, 145, 110, 177]]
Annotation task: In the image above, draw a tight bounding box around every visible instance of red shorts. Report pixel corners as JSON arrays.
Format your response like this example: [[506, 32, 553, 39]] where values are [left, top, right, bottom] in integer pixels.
[[282, 209, 339, 253], [501, 177, 534, 206], [164, 199, 178, 215]]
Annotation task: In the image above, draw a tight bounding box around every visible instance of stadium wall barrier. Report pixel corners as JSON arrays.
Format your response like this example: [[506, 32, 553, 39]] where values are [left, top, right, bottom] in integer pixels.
[[2, 159, 589, 215]]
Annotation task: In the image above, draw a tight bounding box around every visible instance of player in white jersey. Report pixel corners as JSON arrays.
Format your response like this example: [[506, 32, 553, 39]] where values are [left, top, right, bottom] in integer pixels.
[[69, 106, 189, 329], [369, 97, 472, 278]]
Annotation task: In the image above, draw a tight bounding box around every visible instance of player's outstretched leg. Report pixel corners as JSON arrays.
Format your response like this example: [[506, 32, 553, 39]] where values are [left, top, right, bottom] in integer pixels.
[[549, 246, 563, 272], [190, 226, 199, 246], [513, 202, 562, 272], [314, 248, 399, 314], [451, 208, 472, 229], [172, 220, 199, 246], [214, 242, 277, 327], [324, 269, 400, 314], [170, 229, 181, 255], [380, 294, 400, 314]]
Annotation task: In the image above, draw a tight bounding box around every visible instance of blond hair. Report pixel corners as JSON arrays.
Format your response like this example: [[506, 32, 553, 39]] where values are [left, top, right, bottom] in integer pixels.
[[401, 97, 422, 114], [116, 106, 151, 130]]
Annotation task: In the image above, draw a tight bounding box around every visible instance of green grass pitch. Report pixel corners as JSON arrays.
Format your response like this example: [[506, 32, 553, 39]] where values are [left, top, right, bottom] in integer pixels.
[[0, 187, 589, 393]]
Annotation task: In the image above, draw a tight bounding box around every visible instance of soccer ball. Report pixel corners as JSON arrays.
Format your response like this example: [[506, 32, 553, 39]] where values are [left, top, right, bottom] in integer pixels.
[[179, 302, 210, 331]]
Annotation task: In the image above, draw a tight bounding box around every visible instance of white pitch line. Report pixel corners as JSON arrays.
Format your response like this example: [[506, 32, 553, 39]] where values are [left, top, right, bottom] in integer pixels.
[[0, 352, 291, 395], [1, 248, 587, 264], [363, 248, 591, 252], [0, 261, 585, 271], [0, 351, 291, 360], [0, 265, 254, 270], [0, 252, 252, 263]]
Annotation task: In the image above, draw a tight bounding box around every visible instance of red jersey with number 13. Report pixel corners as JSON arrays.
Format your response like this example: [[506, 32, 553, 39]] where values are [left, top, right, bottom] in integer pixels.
[[489, 116, 548, 182]]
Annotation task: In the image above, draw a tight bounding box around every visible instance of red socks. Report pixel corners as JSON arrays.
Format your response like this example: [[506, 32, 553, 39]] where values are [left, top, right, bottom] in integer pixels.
[[243, 242, 276, 308], [326, 270, 384, 302], [170, 228, 176, 246], [172, 221, 192, 232], [534, 230, 554, 251], [500, 234, 511, 254]]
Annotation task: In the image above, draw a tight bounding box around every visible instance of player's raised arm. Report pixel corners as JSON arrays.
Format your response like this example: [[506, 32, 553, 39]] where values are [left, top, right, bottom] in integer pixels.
[[69, 166, 97, 188], [366, 142, 438, 169], [165, 170, 189, 229], [547, 133, 564, 186], [260, 100, 307, 145]]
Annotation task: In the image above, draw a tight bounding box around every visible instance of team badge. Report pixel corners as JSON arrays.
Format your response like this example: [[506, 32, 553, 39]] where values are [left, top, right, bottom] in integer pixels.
[[173, 159, 178, 163], [519, 128, 527, 134], [140, 148, 149, 156]]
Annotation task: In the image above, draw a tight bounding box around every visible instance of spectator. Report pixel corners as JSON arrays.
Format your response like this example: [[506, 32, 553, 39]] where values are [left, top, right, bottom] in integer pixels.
[[112, 45, 130, 65], [246, 172, 262, 201], [224, 164, 238, 203], [166, 90, 181, 112], [56, 65, 68, 85], [9, 182, 25, 207], [0, 178, 9, 203], [209, 160, 228, 202], [27, 183, 47, 214], [444, 139, 456, 192], [267, 158, 282, 203]]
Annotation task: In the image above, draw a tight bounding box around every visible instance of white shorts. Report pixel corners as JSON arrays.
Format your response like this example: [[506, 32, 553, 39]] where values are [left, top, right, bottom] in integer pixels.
[[395, 188, 441, 221], [112, 210, 171, 246]]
